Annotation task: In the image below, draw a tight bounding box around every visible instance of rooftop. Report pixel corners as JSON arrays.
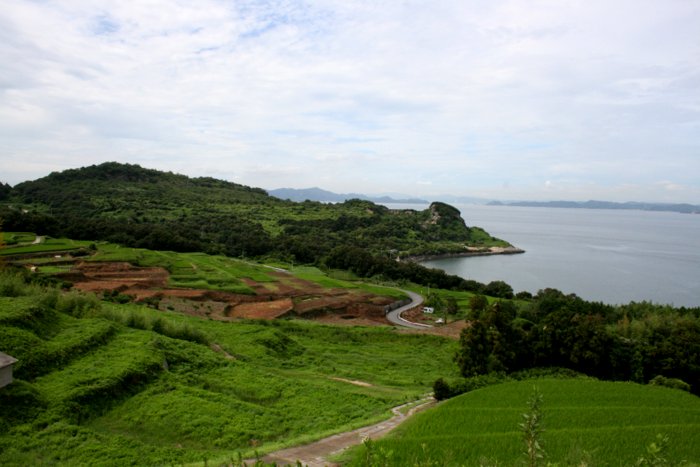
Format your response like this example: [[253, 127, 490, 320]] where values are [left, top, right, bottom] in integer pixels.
[[0, 351, 18, 368]]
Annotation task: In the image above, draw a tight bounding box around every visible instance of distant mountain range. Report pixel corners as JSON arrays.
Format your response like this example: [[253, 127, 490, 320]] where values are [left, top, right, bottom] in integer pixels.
[[488, 200, 700, 214], [268, 187, 700, 214], [268, 187, 428, 204]]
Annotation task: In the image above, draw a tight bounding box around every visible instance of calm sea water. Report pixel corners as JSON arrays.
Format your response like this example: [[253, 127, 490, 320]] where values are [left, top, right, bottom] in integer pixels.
[[386, 204, 700, 307]]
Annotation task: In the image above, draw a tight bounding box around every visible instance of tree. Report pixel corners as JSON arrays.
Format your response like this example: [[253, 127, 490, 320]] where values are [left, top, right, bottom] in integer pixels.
[[425, 292, 445, 312], [446, 296, 459, 321], [0, 182, 11, 201], [455, 319, 491, 376], [484, 280, 514, 299], [0, 218, 5, 269], [469, 294, 488, 319]]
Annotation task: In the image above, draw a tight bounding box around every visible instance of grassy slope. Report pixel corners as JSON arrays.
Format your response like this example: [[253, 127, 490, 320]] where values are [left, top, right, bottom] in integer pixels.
[[0, 283, 458, 465], [345, 378, 700, 465]]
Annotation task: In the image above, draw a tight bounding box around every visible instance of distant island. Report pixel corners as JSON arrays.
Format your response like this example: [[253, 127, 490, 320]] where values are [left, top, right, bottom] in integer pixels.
[[268, 187, 428, 204], [267, 189, 700, 215], [489, 200, 700, 214]]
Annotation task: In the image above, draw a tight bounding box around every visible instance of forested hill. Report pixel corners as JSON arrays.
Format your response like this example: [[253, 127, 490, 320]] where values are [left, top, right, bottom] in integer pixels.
[[10, 162, 270, 209], [0, 162, 509, 266]]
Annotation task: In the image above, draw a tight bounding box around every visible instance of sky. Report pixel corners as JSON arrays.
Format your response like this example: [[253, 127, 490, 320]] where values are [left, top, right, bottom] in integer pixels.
[[1, 1, 699, 203]]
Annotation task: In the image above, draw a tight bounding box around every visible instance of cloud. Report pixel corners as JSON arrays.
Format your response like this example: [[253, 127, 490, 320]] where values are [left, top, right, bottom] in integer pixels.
[[0, 0, 698, 202]]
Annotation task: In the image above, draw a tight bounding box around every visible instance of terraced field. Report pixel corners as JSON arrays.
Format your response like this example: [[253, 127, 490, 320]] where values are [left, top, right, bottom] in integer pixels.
[[344, 378, 700, 465], [1, 236, 409, 324]]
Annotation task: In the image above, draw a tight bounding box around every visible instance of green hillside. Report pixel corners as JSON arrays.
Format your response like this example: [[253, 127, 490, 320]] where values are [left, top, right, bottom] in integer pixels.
[[346, 378, 700, 466], [0, 271, 458, 465], [1, 162, 508, 261]]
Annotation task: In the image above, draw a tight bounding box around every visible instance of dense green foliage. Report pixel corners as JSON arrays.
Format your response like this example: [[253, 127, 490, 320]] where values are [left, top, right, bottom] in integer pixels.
[[455, 288, 700, 394], [1, 162, 506, 262], [346, 378, 700, 466], [0, 270, 458, 465], [0, 182, 11, 201]]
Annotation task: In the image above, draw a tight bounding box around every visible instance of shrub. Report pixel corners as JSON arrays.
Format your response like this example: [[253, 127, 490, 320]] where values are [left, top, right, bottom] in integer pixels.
[[648, 375, 691, 392], [433, 377, 452, 401], [0, 272, 28, 297], [434, 368, 586, 400], [55, 291, 101, 317], [0, 381, 45, 430], [433, 373, 509, 400]]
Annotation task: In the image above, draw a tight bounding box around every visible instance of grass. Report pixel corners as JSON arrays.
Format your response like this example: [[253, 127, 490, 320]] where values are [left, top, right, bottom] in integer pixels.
[[343, 378, 700, 466], [0, 268, 459, 465], [0, 237, 91, 256], [1, 232, 37, 245], [290, 265, 408, 300]]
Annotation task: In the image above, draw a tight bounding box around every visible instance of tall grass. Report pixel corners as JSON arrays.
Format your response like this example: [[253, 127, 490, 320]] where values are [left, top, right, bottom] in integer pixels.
[[0, 269, 458, 466], [99, 302, 209, 344]]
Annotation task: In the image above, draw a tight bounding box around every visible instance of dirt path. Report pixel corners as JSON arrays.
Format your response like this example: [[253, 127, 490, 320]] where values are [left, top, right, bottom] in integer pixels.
[[252, 397, 435, 467]]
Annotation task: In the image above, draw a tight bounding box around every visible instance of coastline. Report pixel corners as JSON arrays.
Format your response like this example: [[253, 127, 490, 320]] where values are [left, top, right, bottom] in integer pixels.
[[402, 246, 525, 262]]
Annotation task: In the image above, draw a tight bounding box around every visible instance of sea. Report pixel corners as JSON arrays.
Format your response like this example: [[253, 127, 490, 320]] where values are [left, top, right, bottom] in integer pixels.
[[383, 203, 700, 307]]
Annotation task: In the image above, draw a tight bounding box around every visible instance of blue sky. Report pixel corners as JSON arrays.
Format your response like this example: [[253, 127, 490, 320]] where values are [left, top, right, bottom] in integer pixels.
[[1, 0, 699, 202]]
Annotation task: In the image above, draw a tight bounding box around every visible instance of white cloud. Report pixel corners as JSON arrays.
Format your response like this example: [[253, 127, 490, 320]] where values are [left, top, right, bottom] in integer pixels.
[[0, 0, 698, 202]]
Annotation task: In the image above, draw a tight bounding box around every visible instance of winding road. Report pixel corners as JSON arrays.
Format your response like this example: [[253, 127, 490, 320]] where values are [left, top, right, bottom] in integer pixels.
[[386, 290, 432, 329]]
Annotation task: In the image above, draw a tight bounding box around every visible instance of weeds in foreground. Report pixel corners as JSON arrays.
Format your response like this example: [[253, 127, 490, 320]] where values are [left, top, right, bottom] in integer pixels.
[[635, 434, 670, 467], [521, 387, 545, 467]]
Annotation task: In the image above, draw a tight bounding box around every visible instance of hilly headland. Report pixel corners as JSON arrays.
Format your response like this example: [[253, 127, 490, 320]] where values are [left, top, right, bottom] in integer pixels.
[[1, 162, 699, 466]]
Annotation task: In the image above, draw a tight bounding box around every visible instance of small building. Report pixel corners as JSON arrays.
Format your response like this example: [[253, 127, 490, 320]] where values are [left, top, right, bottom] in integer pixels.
[[422, 306, 434, 314], [0, 352, 18, 388]]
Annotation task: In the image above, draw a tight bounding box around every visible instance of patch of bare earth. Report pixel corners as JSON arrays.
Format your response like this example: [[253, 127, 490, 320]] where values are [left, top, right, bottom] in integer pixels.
[[330, 377, 373, 387], [230, 298, 294, 319], [397, 307, 469, 339], [66, 261, 400, 325]]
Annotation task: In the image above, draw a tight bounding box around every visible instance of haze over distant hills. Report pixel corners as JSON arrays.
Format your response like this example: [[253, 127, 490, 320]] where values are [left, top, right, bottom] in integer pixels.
[[268, 187, 700, 214], [268, 187, 428, 204], [489, 200, 700, 214]]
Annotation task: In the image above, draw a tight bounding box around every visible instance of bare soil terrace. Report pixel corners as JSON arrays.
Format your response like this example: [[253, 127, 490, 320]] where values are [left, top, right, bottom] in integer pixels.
[[64, 261, 396, 324]]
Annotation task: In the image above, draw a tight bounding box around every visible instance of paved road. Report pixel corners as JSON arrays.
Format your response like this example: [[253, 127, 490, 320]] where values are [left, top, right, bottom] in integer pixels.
[[386, 290, 432, 329]]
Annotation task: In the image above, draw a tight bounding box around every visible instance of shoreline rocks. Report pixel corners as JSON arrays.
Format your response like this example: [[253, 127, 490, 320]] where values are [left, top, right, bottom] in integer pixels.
[[403, 246, 525, 262]]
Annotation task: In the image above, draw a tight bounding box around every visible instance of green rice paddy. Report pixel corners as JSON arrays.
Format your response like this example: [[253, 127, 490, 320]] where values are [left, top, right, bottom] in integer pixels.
[[345, 378, 700, 466]]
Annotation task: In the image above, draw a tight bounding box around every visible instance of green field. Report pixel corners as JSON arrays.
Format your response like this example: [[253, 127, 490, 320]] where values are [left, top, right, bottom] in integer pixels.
[[345, 378, 700, 466], [1, 232, 37, 245], [0, 236, 91, 256], [0, 272, 458, 465]]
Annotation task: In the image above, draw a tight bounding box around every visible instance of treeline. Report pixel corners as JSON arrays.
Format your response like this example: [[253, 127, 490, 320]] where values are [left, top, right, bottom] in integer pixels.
[[451, 288, 700, 394], [0, 205, 517, 298], [0, 162, 516, 297]]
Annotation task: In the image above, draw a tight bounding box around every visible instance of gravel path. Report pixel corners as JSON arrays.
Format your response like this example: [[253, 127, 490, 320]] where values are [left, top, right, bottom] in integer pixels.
[[254, 397, 435, 466]]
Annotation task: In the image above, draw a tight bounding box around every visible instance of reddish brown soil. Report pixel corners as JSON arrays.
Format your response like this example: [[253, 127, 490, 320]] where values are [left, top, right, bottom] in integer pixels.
[[397, 306, 469, 339], [67, 261, 397, 324], [230, 298, 294, 319]]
